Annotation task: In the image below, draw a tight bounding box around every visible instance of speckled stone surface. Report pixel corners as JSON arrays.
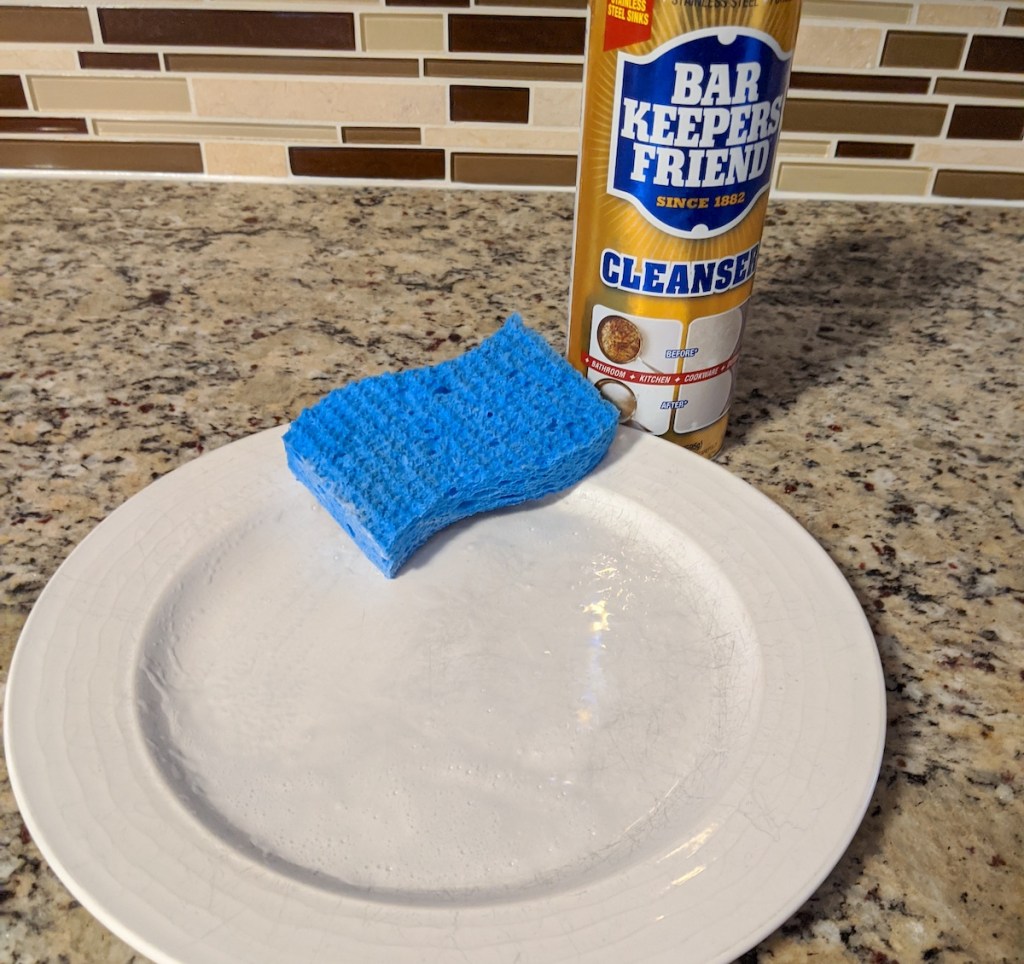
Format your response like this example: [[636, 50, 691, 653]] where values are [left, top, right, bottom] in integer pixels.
[[1, 180, 1021, 964]]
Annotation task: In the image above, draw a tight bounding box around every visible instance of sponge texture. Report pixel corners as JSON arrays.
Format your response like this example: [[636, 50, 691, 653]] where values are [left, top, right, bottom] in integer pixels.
[[283, 314, 619, 577]]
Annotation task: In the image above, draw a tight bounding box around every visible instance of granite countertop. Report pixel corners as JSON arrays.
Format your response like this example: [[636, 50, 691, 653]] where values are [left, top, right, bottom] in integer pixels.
[[0, 180, 1020, 963]]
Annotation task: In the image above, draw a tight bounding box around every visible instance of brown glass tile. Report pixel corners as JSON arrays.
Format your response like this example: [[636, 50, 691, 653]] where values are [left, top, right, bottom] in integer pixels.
[[789, 71, 929, 95], [881, 30, 965, 69], [783, 99, 947, 137], [0, 6, 93, 43], [99, 9, 355, 51], [425, 58, 582, 82], [0, 75, 28, 109], [964, 36, 1024, 74], [475, 0, 587, 7], [947, 105, 1024, 141], [79, 51, 162, 71], [0, 139, 202, 173], [450, 85, 529, 124], [290, 146, 445, 179], [1004, 8, 1024, 27], [342, 126, 422, 145], [0, 116, 88, 135], [452, 152, 577, 187], [448, 15, 585, 56], [835, 141, 914, 159], [933, 169, 1024, 201], [935, 78, 1024, 101], [165, 53, 418, 77]]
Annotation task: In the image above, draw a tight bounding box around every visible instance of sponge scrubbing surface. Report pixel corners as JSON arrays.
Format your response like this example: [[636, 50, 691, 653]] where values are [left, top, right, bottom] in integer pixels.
[[283, 314, 620, 577]]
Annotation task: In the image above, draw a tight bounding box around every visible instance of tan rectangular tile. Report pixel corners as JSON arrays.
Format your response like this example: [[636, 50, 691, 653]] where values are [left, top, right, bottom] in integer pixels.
[[0, 6, 93, 43], [916, 4, 1002, 28], [29, 76, 191, 113], [934, 78, 1024, 101], [204, 141, 289, 178], [342, 126, 421, 144], [0, 138, 202, 173], [361, 14, 444, 52], [193, 77, 446, 125], [776, 161, 930, 196], [423, 125, 579, 151], [0, 48, 79, 72], [166, 54, 419, 78], [802, 2, 911, 24], [933, 169, 1024, 201], [914, 141, 1024, 168], [783, 98, 947, 137], [451, 152, 577, 187], [532, 85, 582, 127], [424, 59, 582, 83], [793, 25, 883, 69], [93, 119, 338, 143], [777, 138, 832, 157]]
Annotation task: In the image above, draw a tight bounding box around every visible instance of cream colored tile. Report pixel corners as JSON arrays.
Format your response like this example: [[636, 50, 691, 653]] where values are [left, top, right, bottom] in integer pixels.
[[204, 141, 289, 177], [361, 14, 444, 52], [777, 138, 832, 157], [532, 85, 582, 128], [793, 24, 883, 69], [193, 77, 446, 125], [777, 161, 930, 196], [29, 76, 191, 113], [94, 119, 338, 143], [915, 4, 1002, 27], [914, 141, 1024, 168], [803, 1, 911, 23], [423, 125, 580, 151], [0, 48, 78, 71]]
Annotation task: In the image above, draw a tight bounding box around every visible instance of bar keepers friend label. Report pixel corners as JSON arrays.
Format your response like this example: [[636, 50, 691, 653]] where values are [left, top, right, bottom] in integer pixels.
[[568, 2, 802, 458]]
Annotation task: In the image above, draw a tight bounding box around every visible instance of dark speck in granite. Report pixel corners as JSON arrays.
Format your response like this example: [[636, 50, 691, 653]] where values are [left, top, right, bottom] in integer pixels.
[[0, 180, 1021, 963]]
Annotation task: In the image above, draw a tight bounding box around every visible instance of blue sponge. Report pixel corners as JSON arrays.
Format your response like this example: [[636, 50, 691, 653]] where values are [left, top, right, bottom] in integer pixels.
[[283, 314, 619, 577]]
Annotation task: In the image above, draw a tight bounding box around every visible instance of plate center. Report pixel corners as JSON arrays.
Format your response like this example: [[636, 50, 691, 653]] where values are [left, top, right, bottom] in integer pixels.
[[136, 487, 760, 905]]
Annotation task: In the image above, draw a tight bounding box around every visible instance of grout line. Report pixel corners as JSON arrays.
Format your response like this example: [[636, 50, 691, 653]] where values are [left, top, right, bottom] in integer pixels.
[[86, 4, 103, 47], [184, 73, 197, 117], [21, 73, 36, 111], [0, 166, 1018, 206]]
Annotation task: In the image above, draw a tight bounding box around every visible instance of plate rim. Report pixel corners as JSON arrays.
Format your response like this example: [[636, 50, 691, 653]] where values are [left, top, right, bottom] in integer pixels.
[[4, 426, 886, 964]]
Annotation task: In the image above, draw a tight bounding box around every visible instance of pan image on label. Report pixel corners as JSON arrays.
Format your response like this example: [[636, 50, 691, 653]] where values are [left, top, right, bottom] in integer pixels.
[[586, 307, 684, 435]]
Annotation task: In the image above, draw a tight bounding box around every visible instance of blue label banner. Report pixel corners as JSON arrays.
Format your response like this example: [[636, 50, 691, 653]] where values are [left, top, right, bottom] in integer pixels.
[[608, 28, 792, 239]]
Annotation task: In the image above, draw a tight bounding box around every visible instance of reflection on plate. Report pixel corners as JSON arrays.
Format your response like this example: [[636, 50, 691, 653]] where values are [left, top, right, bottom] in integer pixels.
[[5, 427, 885, 964]]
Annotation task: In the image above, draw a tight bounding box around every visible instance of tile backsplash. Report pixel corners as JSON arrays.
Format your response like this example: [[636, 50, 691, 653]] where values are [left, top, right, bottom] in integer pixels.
[[0, 0, 1021, 203]]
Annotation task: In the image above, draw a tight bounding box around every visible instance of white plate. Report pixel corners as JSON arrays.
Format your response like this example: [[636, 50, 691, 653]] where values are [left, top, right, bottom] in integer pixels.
[[5, 427, 885, 964]]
